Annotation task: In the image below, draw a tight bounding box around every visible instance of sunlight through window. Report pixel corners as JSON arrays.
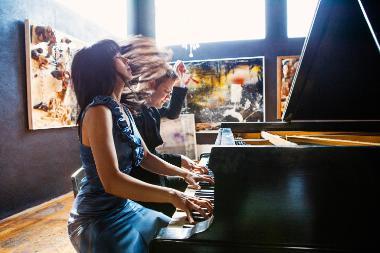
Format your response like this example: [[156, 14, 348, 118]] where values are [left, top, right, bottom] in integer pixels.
[[155, 0, 266, 46], [287, 0, 319, 38], [56, 0, 127, 39]]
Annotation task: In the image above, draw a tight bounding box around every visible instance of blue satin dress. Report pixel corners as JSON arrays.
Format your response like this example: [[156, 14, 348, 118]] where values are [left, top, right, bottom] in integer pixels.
[[68, 96, 170, 253]]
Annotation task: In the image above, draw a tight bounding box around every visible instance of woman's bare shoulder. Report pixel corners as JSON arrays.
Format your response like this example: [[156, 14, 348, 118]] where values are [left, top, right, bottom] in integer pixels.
[[84, 105, 112, 125]]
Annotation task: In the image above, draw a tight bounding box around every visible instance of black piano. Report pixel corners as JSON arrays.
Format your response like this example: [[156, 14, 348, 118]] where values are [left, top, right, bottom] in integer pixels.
[[150, 0, 380, 252]]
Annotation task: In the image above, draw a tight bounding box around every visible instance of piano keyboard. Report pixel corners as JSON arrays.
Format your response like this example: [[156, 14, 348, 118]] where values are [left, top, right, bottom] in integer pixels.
[[234, 137, 247, 145], [155, 153, 214, 240]]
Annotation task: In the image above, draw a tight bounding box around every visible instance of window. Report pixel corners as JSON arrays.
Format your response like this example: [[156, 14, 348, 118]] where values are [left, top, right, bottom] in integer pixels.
[[56, 0, 127, 38], [155, 0, 266, 46], [287, 0, 319, 38]]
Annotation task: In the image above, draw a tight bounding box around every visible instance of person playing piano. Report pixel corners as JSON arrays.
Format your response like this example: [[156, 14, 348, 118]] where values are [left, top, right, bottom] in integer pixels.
[[120, 37, 209, 216], [67, 39, 213, 253]]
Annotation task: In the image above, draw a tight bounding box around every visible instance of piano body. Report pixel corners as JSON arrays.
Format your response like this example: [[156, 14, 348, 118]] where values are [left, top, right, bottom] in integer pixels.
[[150, 0, 380, 252]]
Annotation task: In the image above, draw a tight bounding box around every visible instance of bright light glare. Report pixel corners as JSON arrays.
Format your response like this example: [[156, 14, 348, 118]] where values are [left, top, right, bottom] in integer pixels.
[[287, 0, 319, 38], [56, 0, 127, 38], [155, 0, 266, 46]]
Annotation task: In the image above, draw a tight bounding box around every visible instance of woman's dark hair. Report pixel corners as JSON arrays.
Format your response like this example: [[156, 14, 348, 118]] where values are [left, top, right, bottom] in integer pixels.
[[71, 39, 121, 120]]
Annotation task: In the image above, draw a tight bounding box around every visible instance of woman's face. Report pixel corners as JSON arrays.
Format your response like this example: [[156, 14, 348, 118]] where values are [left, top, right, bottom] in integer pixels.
[[114, 54, 132, 82], [149, 79, 175, 108]]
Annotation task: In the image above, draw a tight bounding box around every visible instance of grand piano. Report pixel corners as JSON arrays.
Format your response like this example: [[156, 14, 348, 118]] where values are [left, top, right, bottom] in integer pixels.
[[150, 0, 380, 252]]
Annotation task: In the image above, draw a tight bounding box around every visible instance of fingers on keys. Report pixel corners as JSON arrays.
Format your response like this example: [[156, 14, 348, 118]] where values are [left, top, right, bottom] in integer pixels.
[[188, 183, 201, 190], [184, 197, 213, 224], [192, 165, 209, 174], [198, 175, 214, 185]]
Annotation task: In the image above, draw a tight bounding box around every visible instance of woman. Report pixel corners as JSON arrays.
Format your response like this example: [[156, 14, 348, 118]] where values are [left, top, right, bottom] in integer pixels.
[[120, 37, 207, 175], [68, 39, 213, 253], [135, 61, 206, 172]]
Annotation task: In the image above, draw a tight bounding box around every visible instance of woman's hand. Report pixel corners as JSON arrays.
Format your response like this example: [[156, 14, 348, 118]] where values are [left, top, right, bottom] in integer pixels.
[[181, 155, 209, 174], [174, 60, 191, 86], [183, 171, 214, 190], [169, 189, 213, 224], [174, 60, 186, 76]]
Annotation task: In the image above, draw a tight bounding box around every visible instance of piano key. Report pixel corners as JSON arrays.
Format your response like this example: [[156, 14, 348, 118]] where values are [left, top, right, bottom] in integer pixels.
[[195, 189, 214, 193], [195, 190, 214, 194], [199, 182, 211, 187], [195, 195, 214, 199], [191, 211, 211, 216], [195, 192, 214, 196], [163, 156, 215, 230], [200, 187, 215, 191], [195, 193, 214, 197], [192, 216, 206, 222]]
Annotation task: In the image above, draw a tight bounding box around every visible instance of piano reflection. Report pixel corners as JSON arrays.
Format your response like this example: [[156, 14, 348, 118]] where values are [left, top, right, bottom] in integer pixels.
[[150, 0, 380, 252]]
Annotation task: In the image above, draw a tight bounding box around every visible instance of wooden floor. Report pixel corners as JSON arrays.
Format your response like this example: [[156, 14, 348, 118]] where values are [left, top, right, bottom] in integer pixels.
[[0, 193, 75, 253]]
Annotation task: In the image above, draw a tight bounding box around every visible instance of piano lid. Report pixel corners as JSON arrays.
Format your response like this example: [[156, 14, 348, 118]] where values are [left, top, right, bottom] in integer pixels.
[[283, 0, 380, 122]]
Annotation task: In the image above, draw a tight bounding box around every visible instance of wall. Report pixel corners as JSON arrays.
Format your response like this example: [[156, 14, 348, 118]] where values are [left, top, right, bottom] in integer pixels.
[[0, 0, 115, 219]]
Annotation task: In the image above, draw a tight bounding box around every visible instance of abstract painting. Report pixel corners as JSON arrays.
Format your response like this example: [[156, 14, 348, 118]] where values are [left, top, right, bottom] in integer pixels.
[[179, 57, 264, 130], [24, 19, 85, 130], [277, 55, 300, 119], [156, 114, 197, 160]]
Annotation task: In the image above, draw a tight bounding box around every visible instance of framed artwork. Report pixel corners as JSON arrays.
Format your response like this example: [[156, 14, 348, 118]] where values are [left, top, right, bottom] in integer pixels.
[[178, 57, 264, 131], [277, 55, 300, 119], [24, 19, 85, 130], [156, 114, 197, 160]]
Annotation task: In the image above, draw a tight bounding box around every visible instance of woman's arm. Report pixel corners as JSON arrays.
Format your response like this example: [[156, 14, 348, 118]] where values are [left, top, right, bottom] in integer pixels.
[[83, 105, 213, 222], [160, 60, 190, 119], [155, 152, 181, 167]]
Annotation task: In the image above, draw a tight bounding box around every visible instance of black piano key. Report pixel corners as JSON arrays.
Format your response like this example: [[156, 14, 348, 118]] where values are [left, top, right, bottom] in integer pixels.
[[200, 184, 214, 188], [199, 182, 211, 187], [194, 192, 213, 196], [201, 187, 215, 191], [195, 192, 214, 196], [192, 215, 206, 222]]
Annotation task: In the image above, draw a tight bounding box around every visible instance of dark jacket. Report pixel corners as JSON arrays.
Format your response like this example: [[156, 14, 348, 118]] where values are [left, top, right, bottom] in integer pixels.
[[130, 86, 188, 185]]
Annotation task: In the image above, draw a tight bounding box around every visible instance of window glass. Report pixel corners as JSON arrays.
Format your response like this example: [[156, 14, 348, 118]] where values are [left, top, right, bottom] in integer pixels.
[[287, 0, 319, 38], [155, 0, 266, 46]]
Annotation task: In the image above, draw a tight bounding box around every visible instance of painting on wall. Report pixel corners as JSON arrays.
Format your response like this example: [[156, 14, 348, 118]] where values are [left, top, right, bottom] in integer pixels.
[[156, 114, 197, 160], [24, 19, 85, 130], [277, 55, 300, 119], [178, 57, 264, 131]]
